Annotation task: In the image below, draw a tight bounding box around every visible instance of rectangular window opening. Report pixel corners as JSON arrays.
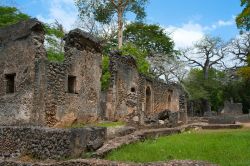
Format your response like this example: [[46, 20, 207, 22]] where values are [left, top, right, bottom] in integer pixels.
[[68, 75, 76, 94], [5, 73, 16, 94]]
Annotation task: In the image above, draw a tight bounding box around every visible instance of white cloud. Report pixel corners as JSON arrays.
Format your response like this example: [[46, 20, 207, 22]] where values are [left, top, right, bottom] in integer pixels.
[[165, 22, 205, 49], [36, 0, 78, 31], [217, 20, 234, 26], [207, 16, 235, 31], [164, 17, 235, 49]]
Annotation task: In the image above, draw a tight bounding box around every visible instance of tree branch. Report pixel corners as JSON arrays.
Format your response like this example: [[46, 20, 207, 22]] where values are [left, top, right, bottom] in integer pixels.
[[110, 0, 118, 8]]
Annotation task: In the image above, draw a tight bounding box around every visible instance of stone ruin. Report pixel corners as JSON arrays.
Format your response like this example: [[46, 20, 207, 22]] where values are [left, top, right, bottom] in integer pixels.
[[206, 101, 250, 124], [0, 19, 188, 160], [221, 100, 243, 115], [0, 19, 188, 128], [0, 19, 102, 127], [103, 51, 187, 127]]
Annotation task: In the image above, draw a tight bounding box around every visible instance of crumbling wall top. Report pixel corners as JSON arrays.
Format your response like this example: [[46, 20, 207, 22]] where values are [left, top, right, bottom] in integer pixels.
[[109, 50, 137, 69], [0, 18, 44, 44], [64, 28, 102, 53]]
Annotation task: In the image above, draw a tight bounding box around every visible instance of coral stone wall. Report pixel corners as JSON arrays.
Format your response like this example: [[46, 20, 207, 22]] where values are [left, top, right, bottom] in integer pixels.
[[105, 52, 187, 124], [44, 29, 102, 126], [0, 19, 46, 125], [106, 52, 139, 121], [0, 126, 106, 160], [138, 75, 182, 121], [0, 20, 102, 127]]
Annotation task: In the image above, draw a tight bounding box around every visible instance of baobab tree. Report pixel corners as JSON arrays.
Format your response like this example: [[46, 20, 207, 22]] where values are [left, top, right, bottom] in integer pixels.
[[183, 36, 227, 114]]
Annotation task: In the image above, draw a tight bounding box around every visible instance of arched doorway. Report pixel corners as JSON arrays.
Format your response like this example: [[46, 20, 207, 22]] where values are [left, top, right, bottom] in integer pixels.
[[168, 95, 171, 109], [146, 87, 151, 113]]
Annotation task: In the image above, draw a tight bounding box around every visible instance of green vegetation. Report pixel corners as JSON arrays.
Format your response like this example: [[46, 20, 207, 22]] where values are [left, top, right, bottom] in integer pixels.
[[0, 6, 65, 62], [121, 43, 151, 76], [101, 55, 111, 91], [46, 49, 64, 62], [44, 22, 65, 62], [184, 68, 226, 112], [75, 0, 148, 48], [106, 129, 250, 166], [123, 22, 176, 56], [236, 0, 250, 31], [67, 121, 125, 128], [0, 6, 30, 28], [94, 121, 125, 127]]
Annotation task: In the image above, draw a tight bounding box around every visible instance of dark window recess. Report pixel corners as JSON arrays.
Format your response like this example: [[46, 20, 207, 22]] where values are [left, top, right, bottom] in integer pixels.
[[131, 87, 136, 92], [68, 75, 76, 93], [5, 73, 16, 94]]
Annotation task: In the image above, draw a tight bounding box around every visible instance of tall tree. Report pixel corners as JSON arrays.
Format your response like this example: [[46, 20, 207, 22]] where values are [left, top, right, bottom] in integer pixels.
[[229, 32, 250, 65], [0, 6, 30, 28], [75, 0, 148, 49], [123, 22, 175, 56], [123, 22, 183, 81], [236, 0, 250, 31], [183, 36, 227, 114]]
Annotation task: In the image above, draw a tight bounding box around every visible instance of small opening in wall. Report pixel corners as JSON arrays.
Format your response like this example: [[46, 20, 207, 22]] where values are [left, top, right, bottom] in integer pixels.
[[5, 73, 16, 94], [68, 75, 76, 94], [131, 87, 136, 92], [168, 95, 171, 108]]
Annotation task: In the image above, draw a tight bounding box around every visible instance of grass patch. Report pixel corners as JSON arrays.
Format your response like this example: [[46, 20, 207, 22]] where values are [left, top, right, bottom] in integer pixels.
[[105, 129, 250, 166], [94, 121, 125, 127], [67, 121, 125, 129]]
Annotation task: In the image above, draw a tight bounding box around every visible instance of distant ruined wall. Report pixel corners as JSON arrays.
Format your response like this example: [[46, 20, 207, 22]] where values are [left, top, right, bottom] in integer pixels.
[[105, 52, 186, 124], [0, 19, 46, 125], [221, 101, 243, 116], [138, 75, 182, 121]]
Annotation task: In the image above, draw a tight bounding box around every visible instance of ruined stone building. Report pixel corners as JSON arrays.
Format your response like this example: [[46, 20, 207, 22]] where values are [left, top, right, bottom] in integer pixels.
[[0, 19, 187, 127], [0, 19, 102, 126], [104, 52, 187, 125]]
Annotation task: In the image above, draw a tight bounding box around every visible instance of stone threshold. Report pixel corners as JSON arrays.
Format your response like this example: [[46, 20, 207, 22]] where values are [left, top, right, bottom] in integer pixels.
[[0, 158, 217, 166]]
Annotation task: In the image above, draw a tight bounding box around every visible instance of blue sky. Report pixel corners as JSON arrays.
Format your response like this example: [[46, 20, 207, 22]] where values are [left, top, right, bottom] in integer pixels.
[[2, 0, 243, 48]]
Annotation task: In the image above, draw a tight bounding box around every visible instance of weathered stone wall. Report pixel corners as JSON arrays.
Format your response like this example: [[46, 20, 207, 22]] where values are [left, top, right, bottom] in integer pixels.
[[208, 114, 250, 124], [44, 29, 102, 126], [105, 52, 187, 125], [0, 19, 46, 125], [0, 20, 102, 127], [221, 101, 243, 115], [105, 51, 139, 121], [0, 126, 106, 160]]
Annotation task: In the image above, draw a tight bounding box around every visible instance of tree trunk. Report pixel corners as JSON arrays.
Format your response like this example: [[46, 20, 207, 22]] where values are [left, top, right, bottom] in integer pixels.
[[203, 65, 209, 80], [117, 8, 123, 49], [203, 65, 211, 115], [202, 99, 211, 116]]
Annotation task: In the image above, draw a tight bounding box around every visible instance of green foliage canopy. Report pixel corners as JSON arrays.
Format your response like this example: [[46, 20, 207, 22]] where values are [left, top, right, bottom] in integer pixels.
[[44, 22, 65, 62], [101, 55, 111, 91], [121, 43, 151, 75], [184, 68, 226, 112], [75, 0, 148, 24], [0, 6, 30, 28], [236, 0, 250, 31], [123, 22, 176, 56]]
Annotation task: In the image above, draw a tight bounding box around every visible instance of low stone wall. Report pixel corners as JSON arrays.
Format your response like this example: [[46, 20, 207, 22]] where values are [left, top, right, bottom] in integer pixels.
[[0, 126, 106, 160], [235, 114, 250, 122], [0, 159, 217, 166], [207, 114, 250, 124]]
